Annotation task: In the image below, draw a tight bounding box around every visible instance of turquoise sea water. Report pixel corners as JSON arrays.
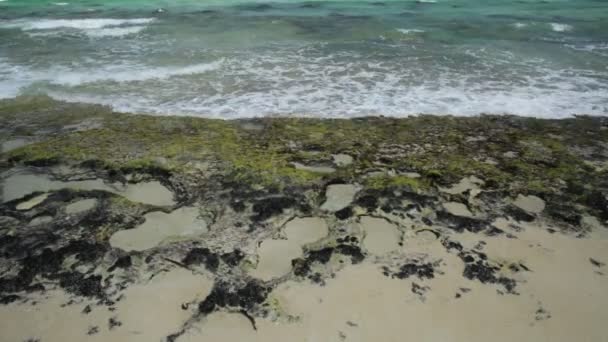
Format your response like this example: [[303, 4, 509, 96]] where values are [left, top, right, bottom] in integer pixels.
[[0, 0, 607, 117]]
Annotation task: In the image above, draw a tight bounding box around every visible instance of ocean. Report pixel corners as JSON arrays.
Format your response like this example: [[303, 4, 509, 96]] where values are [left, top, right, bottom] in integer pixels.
[[0, 0, 607, 118]]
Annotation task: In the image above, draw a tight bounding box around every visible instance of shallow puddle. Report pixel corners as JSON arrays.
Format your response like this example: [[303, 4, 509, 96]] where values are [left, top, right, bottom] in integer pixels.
[[321, 184, 358, 212], [332, 154, 353, 167], [292, 162, 336, 174], [1, 138, 31, 153], [251, 217, 329, 281], [359, 216, 401, 255], [2, 172, 174, 206], [440, 176, 484, 195], [65, 199, 98, 215], [443, 201, 474, 218], [16, 193, 49, 210], [513, 194, 545, 214], [109, 207, 207, 252]]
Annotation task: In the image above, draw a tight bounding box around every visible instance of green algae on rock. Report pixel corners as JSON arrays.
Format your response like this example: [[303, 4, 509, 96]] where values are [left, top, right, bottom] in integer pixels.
[[1, 97, 608, 342]]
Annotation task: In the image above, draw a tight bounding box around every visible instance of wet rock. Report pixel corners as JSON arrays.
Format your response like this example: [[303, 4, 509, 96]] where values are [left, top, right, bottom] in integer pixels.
[[535, 306, 552, 321], [58, 273, 103, 298], [590, 258, 605, 268], [485, 227, 504, 236], [459, 251, 516, 293], [411, 282, 430, 300], [108, 317, 122, 330], [251, 197, 296, 221], [441, 239, 464, 251], [182, 248, 220, 272], [198, 280, 269, 315], [292, 244, 365, 278], [504, 204, 536, 222], [585, 191, 608, 220], [108, 255, 132, 272], [334, 206, 353, 220], [383, 261, 435, 280], [436, 211, 487, 233], [355, 194, 379, 211], [221, 249, 245, 267], [0, 240, 107, 296], [0, 294, 20, 304]]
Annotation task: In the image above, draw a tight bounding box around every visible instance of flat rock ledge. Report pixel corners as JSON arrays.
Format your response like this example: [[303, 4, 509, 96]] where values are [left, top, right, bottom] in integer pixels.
[[1, 97, 608, 342]]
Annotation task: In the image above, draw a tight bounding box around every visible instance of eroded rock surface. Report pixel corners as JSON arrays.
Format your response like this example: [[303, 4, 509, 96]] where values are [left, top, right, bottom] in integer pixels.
[[1, 98, 608, 342]]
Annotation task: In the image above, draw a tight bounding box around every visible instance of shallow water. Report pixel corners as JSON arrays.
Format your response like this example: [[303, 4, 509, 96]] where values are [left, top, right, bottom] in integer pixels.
[[1, 172, 174, 206], [109, 207, 207, 251], [0, 0, 607, 117]]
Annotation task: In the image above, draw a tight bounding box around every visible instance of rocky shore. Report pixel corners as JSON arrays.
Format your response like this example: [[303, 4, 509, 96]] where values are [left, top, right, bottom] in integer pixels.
[[1, 96, 607, 341]]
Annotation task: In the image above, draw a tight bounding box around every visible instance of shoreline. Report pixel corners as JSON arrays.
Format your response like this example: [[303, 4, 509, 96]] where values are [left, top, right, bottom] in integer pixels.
[[1, 95, 608, 341]]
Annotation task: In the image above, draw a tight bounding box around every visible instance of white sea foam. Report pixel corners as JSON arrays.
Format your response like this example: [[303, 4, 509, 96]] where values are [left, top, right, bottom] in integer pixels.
[[0, 18, 155, 31], [0, 59, 224, 94], [513, 22, 527, 29], [84, 26, 147, 37], [396, 28, 425, 34], [550, 23, 572, 32], [1, 51, 606, 118]]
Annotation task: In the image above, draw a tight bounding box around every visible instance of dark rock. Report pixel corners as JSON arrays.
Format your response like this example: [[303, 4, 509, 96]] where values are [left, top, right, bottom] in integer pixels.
[[441, 239, 463, 251], [335, 207, 353, 220], [221, 249, 245, 267], [436, 211, 487, 233], [0, 294, 20, 304], [546, 204, 581, 227], [485, 227, 504, 236], [198, 280, 270, 315], [460, 256, 516, 293], [389, 262, 435, 280], [504, 205, 535, 222], [585, 191, 608, 220], [182, 248, 220, 272], [292, 244, 365, 278], [108, 317, 122, 330], [251, 197, 296, 221], [355, 194, 378, 211], [590, 258, 605, 267], [58, 273, 103, 298], [230, 200, 246, 212], [108, 255, 132, 272]]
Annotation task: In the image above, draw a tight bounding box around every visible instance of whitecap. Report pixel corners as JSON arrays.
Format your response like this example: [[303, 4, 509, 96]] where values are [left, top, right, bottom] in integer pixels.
[[84, 26, 146, 37], [53, 2, 69, 6], [396, 28, 425, 34], [512, 22, 527, 29], [0, 18, 155, 31], [550, 23, 572, 32]]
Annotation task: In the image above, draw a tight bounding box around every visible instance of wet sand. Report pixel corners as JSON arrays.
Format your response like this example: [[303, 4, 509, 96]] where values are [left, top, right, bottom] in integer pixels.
[[2, 216, 606, 342]]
